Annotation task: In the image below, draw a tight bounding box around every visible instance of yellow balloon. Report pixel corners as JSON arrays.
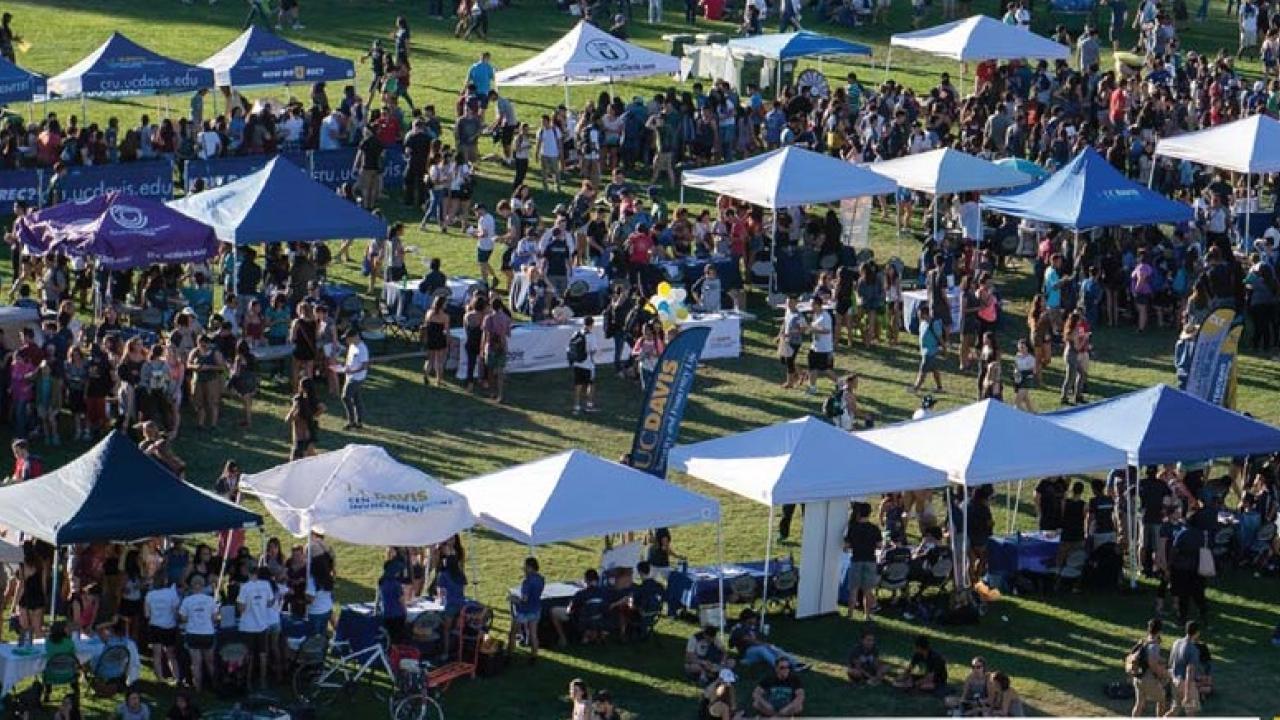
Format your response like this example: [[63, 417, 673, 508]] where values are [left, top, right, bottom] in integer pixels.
[[657, 281, 672, 297], [675, 307, 690, 320]]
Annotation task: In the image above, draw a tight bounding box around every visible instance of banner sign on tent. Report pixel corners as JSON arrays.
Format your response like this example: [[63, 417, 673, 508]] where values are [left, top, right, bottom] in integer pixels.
[[184, 151, 309, 190], [1184, 308, 1235, 404], [58, 159, 174, 203], [309, 145, 407, 190], [629, 326, 710, 478], [0, 169, 43, 205]]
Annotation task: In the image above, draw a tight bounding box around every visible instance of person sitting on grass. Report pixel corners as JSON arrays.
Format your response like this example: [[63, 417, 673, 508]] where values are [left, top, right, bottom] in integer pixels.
[[846, 628, 888, 685], [728, 609, 806, 670], [684, 625, 728, 683], [894, 635, 948, 694], [946, 656, 991, 715], [987, 671, 1026, 717], [699, 668, 743, 720], [751, 657, 805, 717]]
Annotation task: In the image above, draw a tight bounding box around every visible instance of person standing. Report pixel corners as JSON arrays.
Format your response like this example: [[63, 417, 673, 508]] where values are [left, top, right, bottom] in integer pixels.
[[508, 557, 545, 663], [535, 115, 563, 194], [236, 567, 276, 690], [482, 298, 513, 403], [844, 503, 881, 621], [569, 316, 599, 415], [805, 295, 836, 395], [1166, 621, 1202, 716], [352, 127, 384, 210], [143, 575, 181, 686], [911, 305, 944, 394], [178, 575, 217, 693], [339, 329, 369, 430], [473, 203, 498, 289], [649, 0, 664, 23], [186, 335, 226, 432]]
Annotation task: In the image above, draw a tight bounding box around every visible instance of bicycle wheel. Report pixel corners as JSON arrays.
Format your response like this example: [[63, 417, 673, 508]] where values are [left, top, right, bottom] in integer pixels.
[[293, 662, 341, 706], [392, 694, 445, 720]]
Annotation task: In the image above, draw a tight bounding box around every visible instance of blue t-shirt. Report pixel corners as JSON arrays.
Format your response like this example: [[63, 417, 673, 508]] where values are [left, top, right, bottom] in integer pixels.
[[438, 572, 467, 613], [1044, 267, 1063, 308], [467, 61, 495, 96], [515, 572, 545, 616], [378, 576, 406, 619], [919, 319, 943, 358]]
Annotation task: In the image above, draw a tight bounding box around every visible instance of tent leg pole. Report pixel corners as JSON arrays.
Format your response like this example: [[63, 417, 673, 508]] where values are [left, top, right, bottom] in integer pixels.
[[946, 485, 961, 589], [563, 83, 570, 109], [305, 537, 312, 591], [761, 504, 775, 634], [49, 547, 60, 618], [679, 181, 685, 205], [1245, 174, 1252, 246], [716, 519, 726, 637], [770, 212, 779, 296], [1129, 466, 1139, 589], [962, 491, 970, 587]]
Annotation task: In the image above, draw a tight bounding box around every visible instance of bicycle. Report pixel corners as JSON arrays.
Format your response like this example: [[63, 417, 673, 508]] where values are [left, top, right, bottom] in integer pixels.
[[388, 657, 446, 720], [293, 638, 396, 707]]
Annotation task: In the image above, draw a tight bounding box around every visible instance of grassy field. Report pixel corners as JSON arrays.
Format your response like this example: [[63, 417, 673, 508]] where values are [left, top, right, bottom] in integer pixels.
[[4, 0, 1280, 717]]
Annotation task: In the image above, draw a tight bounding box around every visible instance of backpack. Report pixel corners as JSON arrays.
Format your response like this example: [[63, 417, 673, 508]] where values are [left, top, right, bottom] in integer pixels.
[[822, 389, 843, 419], [1171, 525, 1202, 569], [1124, 639, 1149, 678], [567, 330, 588, 365]]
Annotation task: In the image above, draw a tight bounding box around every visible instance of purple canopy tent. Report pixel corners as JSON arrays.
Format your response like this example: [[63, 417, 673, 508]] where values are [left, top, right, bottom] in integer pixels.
[[17, 192, 219, 270]]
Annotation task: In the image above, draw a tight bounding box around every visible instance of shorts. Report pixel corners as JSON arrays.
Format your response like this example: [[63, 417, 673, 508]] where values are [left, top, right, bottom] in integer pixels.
[[486, 349, 508, 372], [185, 633, 215, 651], [919, 353, 939, 374], [477, 247, 494, 264], [807, 350, 832, 371], [1133, 676, 1166, 707], [540, 155, 561, 174], [1170, 680, 1200, 712], [239, 630, 269, 655], [836, 298, 853, 316], [293, 439, 313, 456], [847, 561, 878, 592], [1134, 293, 1152, 306], [148, 625, 178, 647], [514, 610, 540, 624], [500, 125, 516, 147], [573, 366, 594, 387]]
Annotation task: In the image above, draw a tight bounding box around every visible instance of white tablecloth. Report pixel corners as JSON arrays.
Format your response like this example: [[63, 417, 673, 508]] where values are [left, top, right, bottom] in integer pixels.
[[345, 597, 445, 622], [901, 287, 962, 331], [0, 636, 141, 694], [447, 312, 742, 379], [0, 306, 40, 348], [508, 582, 582, 604], [384, 278, 483, 315]]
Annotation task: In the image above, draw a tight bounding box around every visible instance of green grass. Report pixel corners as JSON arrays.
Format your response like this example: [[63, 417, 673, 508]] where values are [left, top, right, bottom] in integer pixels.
[[4, 1, 1280, 717]]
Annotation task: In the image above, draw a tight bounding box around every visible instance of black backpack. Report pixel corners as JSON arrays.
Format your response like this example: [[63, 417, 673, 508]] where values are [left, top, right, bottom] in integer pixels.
[[1125, 639, 1150, 677], [822, 389, 843, 419], [567, 330, 588, 365]]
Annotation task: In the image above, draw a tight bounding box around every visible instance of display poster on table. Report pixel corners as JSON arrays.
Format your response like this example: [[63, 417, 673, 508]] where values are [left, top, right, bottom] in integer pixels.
[[628, 326, 710, 478]]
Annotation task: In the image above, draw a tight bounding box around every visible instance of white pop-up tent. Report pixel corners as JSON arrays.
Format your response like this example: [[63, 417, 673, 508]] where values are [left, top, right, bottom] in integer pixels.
[[859, 400, 1127, 585], [496, 20, 679, 104], [240, 444, 475, 547], [670, 416, 945, 619], [1153, 114, 1280, 242], [889, 15, 1070, 62], [682, 146, 895, 291], [871, 147, 1034, 238], [452, 450, 719, 546]]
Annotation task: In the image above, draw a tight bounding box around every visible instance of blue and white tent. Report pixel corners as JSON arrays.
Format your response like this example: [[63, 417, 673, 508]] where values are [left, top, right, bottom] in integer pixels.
[[981, 147, 1193, 230], [0, 56, 45, 104], [48, 32, 213, 98], [727, 31, 872, 60], [167, 156, 386, 246], [200, 26, 355, 89], [1044, 384, 1280, 466]]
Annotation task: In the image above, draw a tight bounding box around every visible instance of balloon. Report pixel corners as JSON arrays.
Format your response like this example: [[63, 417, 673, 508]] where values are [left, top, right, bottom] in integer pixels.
[[675, 307, 690, 320], [669, 288, 688, 304], [657, 282, 672, 296]]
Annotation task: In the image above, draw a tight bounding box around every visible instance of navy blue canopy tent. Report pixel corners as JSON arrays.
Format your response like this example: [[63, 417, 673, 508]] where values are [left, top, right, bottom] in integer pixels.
[[47, 32, 213, 98], [0, 56, 46, 104], [1044, 384, 1280, 466], [200, 26, 355, 88], [0, 431, 261, 545], [980, 147, 1193, 230], [167, 156, 387, 246]]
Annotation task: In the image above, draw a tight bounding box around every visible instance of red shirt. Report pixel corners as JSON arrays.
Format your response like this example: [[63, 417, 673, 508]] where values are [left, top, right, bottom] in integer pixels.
[[627, 231, 655, 264]]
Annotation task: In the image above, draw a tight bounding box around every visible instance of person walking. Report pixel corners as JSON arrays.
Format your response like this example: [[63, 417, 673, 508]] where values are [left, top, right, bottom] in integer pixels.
[[1166, 621, 1203, 717], [339, 329, 369, 430], [911, 306, 945, 394], [1129, 618, 1169, 717]]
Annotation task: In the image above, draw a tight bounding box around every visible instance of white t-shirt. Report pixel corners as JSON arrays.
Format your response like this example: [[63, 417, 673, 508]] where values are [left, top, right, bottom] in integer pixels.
[[810, 310, 834, 353], [306, 577, 335, 617], [537, 126, 561, 158], [144, 586, 180, 629], [320, 114, 344, 151], [344, 341, 370, 381], [179, 593, 218, 636], [281, 115, 305, 143], [237, 579, 275, 633], [475, 213, 497, 252], [196, 130, 222, 160]]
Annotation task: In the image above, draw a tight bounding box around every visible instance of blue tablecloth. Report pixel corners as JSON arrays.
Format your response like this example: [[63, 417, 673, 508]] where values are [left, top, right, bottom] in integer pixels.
[[321, 285, 358, 310], [987, 532, 1060, 577], [666, 560, 789, 611]]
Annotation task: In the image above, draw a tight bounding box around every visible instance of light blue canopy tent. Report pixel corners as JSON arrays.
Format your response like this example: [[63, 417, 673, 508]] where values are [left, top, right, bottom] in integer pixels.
[[47, 32, 213, 98], [200, 26, 355, 88], [727, 31, 872, 92], [980, 147, 1193, 230], [0, 56, 45, 104]]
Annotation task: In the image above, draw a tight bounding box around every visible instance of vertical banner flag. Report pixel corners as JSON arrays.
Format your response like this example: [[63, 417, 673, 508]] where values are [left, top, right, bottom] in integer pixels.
[[1214, 322, 1245, 408], [629, 326, 710, 478], [1184, 308, 1235, 403]]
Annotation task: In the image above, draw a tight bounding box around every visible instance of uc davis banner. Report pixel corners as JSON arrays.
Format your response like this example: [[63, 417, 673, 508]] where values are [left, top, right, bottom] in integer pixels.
[[310, 144, 407, 190], [59, 159, 174, 203], [184, 150, 310, 191], [629, 326, 710, 478], [0, 168, 43, 205], [1214, 320, 1245, 408], [1184, 308, 1235, 403]]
